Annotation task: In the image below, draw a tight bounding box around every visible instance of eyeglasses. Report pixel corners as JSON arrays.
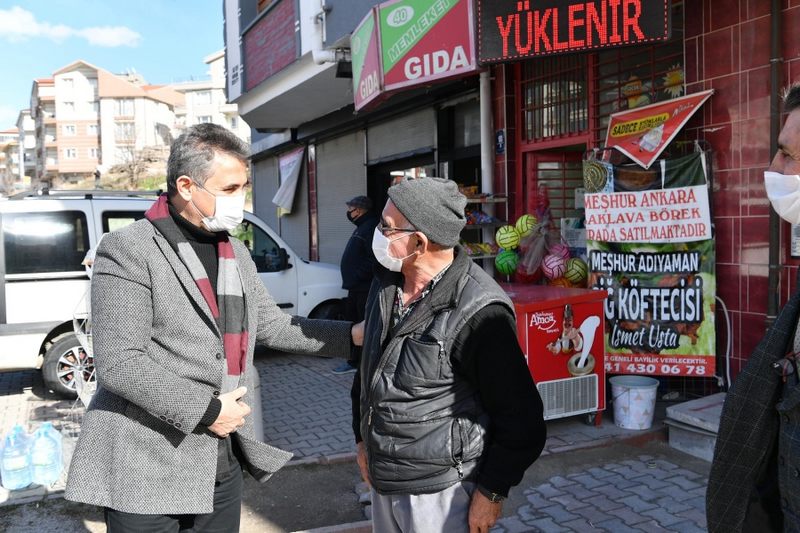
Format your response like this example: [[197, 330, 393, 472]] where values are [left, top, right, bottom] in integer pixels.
[[377, 221, 416, 236]]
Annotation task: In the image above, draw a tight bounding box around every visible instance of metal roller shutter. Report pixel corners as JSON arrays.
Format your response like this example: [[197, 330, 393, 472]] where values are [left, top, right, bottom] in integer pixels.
[[316, 131, 366, 265], [277, 158, 310, 261], [367, 108, 435, 164], [252, 157, 279, 232]]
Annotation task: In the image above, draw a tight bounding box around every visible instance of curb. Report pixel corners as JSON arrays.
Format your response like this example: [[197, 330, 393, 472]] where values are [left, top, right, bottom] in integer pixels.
[[291, 520, 372, 533]]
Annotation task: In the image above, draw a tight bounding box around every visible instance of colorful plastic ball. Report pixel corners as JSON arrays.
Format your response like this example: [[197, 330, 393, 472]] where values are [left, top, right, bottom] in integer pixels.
[[541, 254, 567, 280], [549, 243, 571, 260], [495, 225, 521, 250], [564, 258, 588, 285], [515, 214, 537, 238], [495, 250, 519, 275]]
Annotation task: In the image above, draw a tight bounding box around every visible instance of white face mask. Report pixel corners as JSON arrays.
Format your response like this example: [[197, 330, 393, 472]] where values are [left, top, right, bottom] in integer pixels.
[[372, 228, 416, 272], [765, 171, 800, 224], [192, 184, 245, 232]]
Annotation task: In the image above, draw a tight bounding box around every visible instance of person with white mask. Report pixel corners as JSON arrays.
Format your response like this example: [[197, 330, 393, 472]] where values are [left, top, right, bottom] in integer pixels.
[[350, 177, 546, 533], [66, 123, 362, 532], [708, 84, 800, 532]]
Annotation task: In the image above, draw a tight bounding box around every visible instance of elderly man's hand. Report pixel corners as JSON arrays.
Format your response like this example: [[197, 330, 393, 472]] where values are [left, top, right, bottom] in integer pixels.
[[352, 321, 365, 347], [356, 441, 371, 487], [209, 386, 251, 438], [469, 490, 503, 533]]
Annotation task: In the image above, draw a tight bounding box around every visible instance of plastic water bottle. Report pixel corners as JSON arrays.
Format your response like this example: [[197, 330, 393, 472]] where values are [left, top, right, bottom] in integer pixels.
[[40, 422, 62, 458], [10, 425, 30, 448], [29, 427, 61, 486], [1, 431, 32, 490]]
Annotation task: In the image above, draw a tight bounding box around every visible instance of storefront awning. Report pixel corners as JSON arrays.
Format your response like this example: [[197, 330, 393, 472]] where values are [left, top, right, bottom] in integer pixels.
[[352, 0, 477, 112]]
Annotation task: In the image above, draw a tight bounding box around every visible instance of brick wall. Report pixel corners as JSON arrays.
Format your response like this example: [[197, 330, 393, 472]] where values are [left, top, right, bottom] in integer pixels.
[[243, 0, 298, 92], [682, 0, 800, 378]]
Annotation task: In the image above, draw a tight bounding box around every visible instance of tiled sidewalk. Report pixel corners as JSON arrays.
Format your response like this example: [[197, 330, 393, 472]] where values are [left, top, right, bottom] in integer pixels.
[[494, 455, 707, 532]]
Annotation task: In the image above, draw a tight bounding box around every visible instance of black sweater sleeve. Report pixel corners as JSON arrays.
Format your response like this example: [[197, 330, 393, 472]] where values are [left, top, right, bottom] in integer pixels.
[[451, 303, 547, 497], [351, 368, 363, 443]]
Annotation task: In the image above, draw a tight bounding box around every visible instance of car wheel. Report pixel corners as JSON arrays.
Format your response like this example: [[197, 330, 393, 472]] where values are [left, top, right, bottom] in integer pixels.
[[309, 301, 345, 321], [42, 334, 94, 399]]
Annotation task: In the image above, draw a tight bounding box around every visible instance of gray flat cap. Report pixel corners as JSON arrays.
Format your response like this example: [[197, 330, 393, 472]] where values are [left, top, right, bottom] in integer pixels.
[[388, 178, 466, 247]]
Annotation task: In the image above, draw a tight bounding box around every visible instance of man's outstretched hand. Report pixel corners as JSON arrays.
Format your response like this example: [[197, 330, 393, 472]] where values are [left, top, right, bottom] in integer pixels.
[[208, 386, 251, 438]]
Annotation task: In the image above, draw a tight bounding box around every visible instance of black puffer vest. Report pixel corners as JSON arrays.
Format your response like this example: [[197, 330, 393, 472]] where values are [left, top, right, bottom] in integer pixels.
[[359, 247, 513, 494]]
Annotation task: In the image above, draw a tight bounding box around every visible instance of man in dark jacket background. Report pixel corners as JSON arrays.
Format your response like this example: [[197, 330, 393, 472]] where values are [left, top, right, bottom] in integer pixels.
[[351, 178, 546, 532], [333, 196, 378, 374]]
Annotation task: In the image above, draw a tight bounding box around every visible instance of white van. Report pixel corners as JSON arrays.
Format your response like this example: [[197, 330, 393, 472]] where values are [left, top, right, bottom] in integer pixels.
[[0, 190, 346, 397]]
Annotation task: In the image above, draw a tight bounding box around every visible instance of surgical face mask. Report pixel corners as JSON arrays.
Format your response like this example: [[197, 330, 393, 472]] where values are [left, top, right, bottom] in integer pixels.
[[192, 183, 245, 232], [372, 228, 416, 272], [764, 171, 800, 224]]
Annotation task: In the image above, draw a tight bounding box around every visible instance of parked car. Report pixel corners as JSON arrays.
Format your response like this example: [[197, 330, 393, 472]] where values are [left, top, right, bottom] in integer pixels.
[[0, 189, 346, 397]]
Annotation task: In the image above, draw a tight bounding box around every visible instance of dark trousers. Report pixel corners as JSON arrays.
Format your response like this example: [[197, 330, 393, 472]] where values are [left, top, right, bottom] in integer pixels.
[[104, 465, 243, 533], [345, 289, 369, 366]]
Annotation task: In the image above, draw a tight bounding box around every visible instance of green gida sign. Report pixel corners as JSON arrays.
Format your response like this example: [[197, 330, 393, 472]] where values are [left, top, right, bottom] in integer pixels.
[[351, 0, 476, 111]]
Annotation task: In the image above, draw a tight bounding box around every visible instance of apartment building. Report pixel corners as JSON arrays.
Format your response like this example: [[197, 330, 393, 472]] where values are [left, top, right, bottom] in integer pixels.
[[29, 60, 184, 188], [0, 128, 20, 195], [15, 109, 35, 186], [170, 50, 250, 142]]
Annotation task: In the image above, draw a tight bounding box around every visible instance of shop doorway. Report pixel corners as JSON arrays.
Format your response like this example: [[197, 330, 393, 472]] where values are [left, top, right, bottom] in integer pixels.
[[524, 148, 585, 228], [366, 154, 435, 214]]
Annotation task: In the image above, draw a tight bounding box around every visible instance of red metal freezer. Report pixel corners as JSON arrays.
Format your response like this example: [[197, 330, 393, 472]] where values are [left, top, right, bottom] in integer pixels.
[[500, 284, 608, 424]]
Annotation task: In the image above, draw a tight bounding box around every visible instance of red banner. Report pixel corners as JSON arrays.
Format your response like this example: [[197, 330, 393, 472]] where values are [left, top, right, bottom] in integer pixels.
[[604, 90, 713, 169]]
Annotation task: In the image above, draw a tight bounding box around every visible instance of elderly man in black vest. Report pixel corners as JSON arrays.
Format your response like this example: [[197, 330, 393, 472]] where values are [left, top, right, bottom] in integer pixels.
[[708, 84, 800, 531], [350, 178, 546, 532]]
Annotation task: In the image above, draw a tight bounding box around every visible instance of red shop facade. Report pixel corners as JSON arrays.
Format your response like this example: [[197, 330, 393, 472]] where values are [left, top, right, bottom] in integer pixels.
[[480, 0, 800, 387]]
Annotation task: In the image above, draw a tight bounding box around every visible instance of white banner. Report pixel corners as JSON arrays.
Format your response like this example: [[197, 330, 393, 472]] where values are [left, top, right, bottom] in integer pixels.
[[272, 147, 305, 215], [584, 185, 711, 243]]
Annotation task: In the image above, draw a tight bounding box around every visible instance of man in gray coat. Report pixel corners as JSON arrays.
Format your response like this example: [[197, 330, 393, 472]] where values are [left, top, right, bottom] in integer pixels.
[[65, 124, 359, 532]]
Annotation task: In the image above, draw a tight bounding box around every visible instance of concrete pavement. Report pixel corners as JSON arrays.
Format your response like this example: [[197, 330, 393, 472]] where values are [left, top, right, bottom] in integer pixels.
[[0, 353, 713, 532]]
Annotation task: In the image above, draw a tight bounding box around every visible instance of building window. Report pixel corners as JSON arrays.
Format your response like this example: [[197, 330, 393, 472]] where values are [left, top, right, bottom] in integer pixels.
[[91, 101, 100, 113], [62, 124, 76, 136], [88, 78, 98, 91], [64, 148, 77, 159], [115, 98, 134, 116], [521, 55, 589, 142], [63, 101, 75, 112], [230, 117, 239, 129], [115, 122, 135, 141], [63, 78, 74, 88], [89, 148, 99, 159], [198, 115, 212, 124], [591, 4, 684, 145], [88, 124, 99, 136], [196, 91, 212, 104]]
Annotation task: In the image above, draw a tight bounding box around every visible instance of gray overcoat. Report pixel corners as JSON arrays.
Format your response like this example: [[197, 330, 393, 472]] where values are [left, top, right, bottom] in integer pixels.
[[65, 220, 351, 514]]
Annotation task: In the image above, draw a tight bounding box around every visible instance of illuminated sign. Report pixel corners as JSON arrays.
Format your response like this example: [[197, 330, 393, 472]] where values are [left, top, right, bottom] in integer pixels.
[[476, 0, 671, 64]]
